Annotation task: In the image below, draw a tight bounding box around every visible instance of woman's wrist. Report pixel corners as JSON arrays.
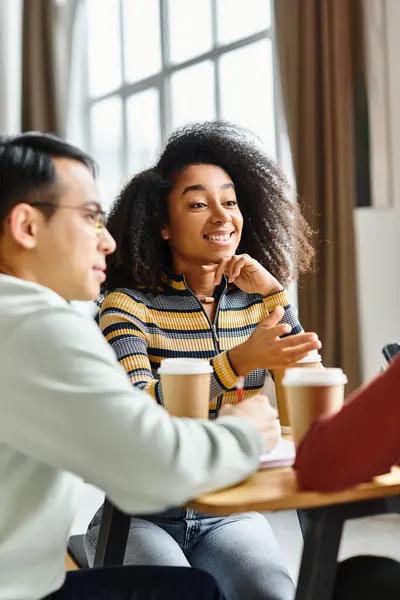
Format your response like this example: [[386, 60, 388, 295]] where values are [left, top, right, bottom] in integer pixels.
[[228, 343, 254, 377], [259, 279, 283, 298]]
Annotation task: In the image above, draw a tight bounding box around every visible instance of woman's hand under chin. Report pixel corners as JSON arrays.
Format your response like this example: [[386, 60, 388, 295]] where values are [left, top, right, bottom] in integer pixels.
[[202, 254, 283, 296]]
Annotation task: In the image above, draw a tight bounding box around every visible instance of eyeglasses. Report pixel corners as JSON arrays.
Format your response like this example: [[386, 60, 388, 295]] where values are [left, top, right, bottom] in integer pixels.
[[30, 202, 107, 232]]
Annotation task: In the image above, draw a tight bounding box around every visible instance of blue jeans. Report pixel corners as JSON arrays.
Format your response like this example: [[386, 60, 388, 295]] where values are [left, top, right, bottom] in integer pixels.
[[85, 508, 295, 600]]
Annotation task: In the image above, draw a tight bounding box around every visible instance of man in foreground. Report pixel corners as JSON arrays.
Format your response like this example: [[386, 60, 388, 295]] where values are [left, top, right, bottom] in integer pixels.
[[0, 133, 292, 600]]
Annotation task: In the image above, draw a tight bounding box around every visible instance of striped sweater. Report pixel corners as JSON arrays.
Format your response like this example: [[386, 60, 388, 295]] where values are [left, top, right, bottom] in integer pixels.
[[100, 271, 303, 419]]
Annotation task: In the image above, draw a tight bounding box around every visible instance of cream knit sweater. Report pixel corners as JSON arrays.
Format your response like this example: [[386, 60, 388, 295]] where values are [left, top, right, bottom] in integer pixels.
[[0, 275, 261, 600]]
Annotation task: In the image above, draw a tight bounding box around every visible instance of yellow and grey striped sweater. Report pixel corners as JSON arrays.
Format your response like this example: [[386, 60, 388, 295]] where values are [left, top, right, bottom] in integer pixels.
[[100, 271, 303, 419]]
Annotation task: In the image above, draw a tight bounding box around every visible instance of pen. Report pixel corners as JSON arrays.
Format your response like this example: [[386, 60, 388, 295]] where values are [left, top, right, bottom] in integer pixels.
[[236, 376, 245, 403]]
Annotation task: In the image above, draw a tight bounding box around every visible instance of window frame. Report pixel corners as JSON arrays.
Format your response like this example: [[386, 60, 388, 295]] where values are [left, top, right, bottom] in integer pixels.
[[82, 0, 283, 174]]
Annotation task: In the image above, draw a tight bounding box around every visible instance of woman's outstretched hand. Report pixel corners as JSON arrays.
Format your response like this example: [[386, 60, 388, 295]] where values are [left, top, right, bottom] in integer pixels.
[[229, 306, 322, 375]]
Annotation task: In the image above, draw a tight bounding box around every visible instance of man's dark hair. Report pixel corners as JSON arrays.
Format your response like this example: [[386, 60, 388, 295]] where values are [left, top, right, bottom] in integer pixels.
[[0, 131, 97, 231], [104, 121, 315, 292]]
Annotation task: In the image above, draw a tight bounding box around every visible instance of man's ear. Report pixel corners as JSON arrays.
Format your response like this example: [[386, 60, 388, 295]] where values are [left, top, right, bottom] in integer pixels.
[[160, 225, 170, 240], [8, 204, 39, 249]]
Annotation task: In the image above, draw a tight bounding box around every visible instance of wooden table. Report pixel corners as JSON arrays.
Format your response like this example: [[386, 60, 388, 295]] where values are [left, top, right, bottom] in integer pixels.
[[93, 467, 400, 598], [188, 466, 400, 600]]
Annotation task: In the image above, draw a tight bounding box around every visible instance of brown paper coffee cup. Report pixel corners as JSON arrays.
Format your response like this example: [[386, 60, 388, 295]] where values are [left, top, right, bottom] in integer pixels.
[[158, 358, 213, 419], [274, 351, 322, 428], [282, 367, 347, 446]]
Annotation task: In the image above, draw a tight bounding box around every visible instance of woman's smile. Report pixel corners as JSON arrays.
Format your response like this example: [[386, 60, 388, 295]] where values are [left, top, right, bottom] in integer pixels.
[[203, 229, 236, 246]]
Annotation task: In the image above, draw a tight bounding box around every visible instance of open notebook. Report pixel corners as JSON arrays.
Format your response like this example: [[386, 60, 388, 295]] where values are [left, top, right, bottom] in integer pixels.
[[259, 437, 296, 469]]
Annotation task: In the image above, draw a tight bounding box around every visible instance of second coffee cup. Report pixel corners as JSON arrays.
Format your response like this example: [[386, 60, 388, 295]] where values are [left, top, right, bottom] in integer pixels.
[[273, 350, 322, 428], [158, 358, 213, 419], [282, 367, 347, 446]]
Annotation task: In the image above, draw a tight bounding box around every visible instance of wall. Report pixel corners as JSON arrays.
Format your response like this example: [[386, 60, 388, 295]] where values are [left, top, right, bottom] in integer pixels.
[[0, 0, 21, 133], [355, 209, 400, 380]]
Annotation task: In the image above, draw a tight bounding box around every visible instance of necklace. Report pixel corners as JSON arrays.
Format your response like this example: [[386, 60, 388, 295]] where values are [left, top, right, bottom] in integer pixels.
[[196, 295, 215, 304]]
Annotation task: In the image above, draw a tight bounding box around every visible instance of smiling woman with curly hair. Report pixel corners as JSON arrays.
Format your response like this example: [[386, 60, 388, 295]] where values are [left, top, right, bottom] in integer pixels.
[[104, 121, 314, 292], [85, 121, 321, 600]]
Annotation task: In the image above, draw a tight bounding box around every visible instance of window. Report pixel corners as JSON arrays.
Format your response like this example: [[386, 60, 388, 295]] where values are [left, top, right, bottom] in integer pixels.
[[81, 0, 279, 209]]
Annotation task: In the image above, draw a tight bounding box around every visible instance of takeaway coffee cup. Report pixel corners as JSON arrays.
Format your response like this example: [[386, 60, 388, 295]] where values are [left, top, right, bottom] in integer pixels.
[[282, 367, 348, 446], [274, 350, 323, 428], [158, 358, 213, 419]]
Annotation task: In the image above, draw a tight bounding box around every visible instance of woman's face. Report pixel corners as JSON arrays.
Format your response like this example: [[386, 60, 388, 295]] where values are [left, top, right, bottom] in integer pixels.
[[161, 164, 243, 270]]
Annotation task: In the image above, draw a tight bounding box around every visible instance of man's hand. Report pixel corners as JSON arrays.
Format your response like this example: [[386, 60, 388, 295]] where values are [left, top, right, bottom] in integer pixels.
[[219, 394, 280, 453]]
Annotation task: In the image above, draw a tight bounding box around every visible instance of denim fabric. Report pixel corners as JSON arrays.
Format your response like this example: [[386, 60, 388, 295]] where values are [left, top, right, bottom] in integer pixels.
[[85, 508, 294, 600]]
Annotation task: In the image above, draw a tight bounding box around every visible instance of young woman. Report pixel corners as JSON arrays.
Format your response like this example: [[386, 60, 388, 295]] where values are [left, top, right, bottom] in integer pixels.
[[85, 121, 321, 600]]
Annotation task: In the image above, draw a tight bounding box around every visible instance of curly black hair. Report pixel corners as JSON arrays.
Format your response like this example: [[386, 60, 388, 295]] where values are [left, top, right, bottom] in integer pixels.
[[103, 121, 315, 293]]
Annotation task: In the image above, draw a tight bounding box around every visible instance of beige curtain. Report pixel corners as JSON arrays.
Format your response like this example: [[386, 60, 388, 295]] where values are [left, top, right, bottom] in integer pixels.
[[21, 0, 78, 135], [274, 0, 362, 392]]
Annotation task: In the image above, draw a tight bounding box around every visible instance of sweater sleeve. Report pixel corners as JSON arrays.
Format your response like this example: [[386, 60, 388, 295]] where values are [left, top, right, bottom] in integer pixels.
[[1, 305, 262, 515], [100, 291, 240, 403], [295, 356, 400, 492], [100, 292, 163, 404]]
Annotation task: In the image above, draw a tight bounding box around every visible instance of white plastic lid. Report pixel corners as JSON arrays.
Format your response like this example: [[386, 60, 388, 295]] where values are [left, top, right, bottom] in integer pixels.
[[158, 358, 214, 375], [282, 367, 348, 387], [297, 350, 322, 364]]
